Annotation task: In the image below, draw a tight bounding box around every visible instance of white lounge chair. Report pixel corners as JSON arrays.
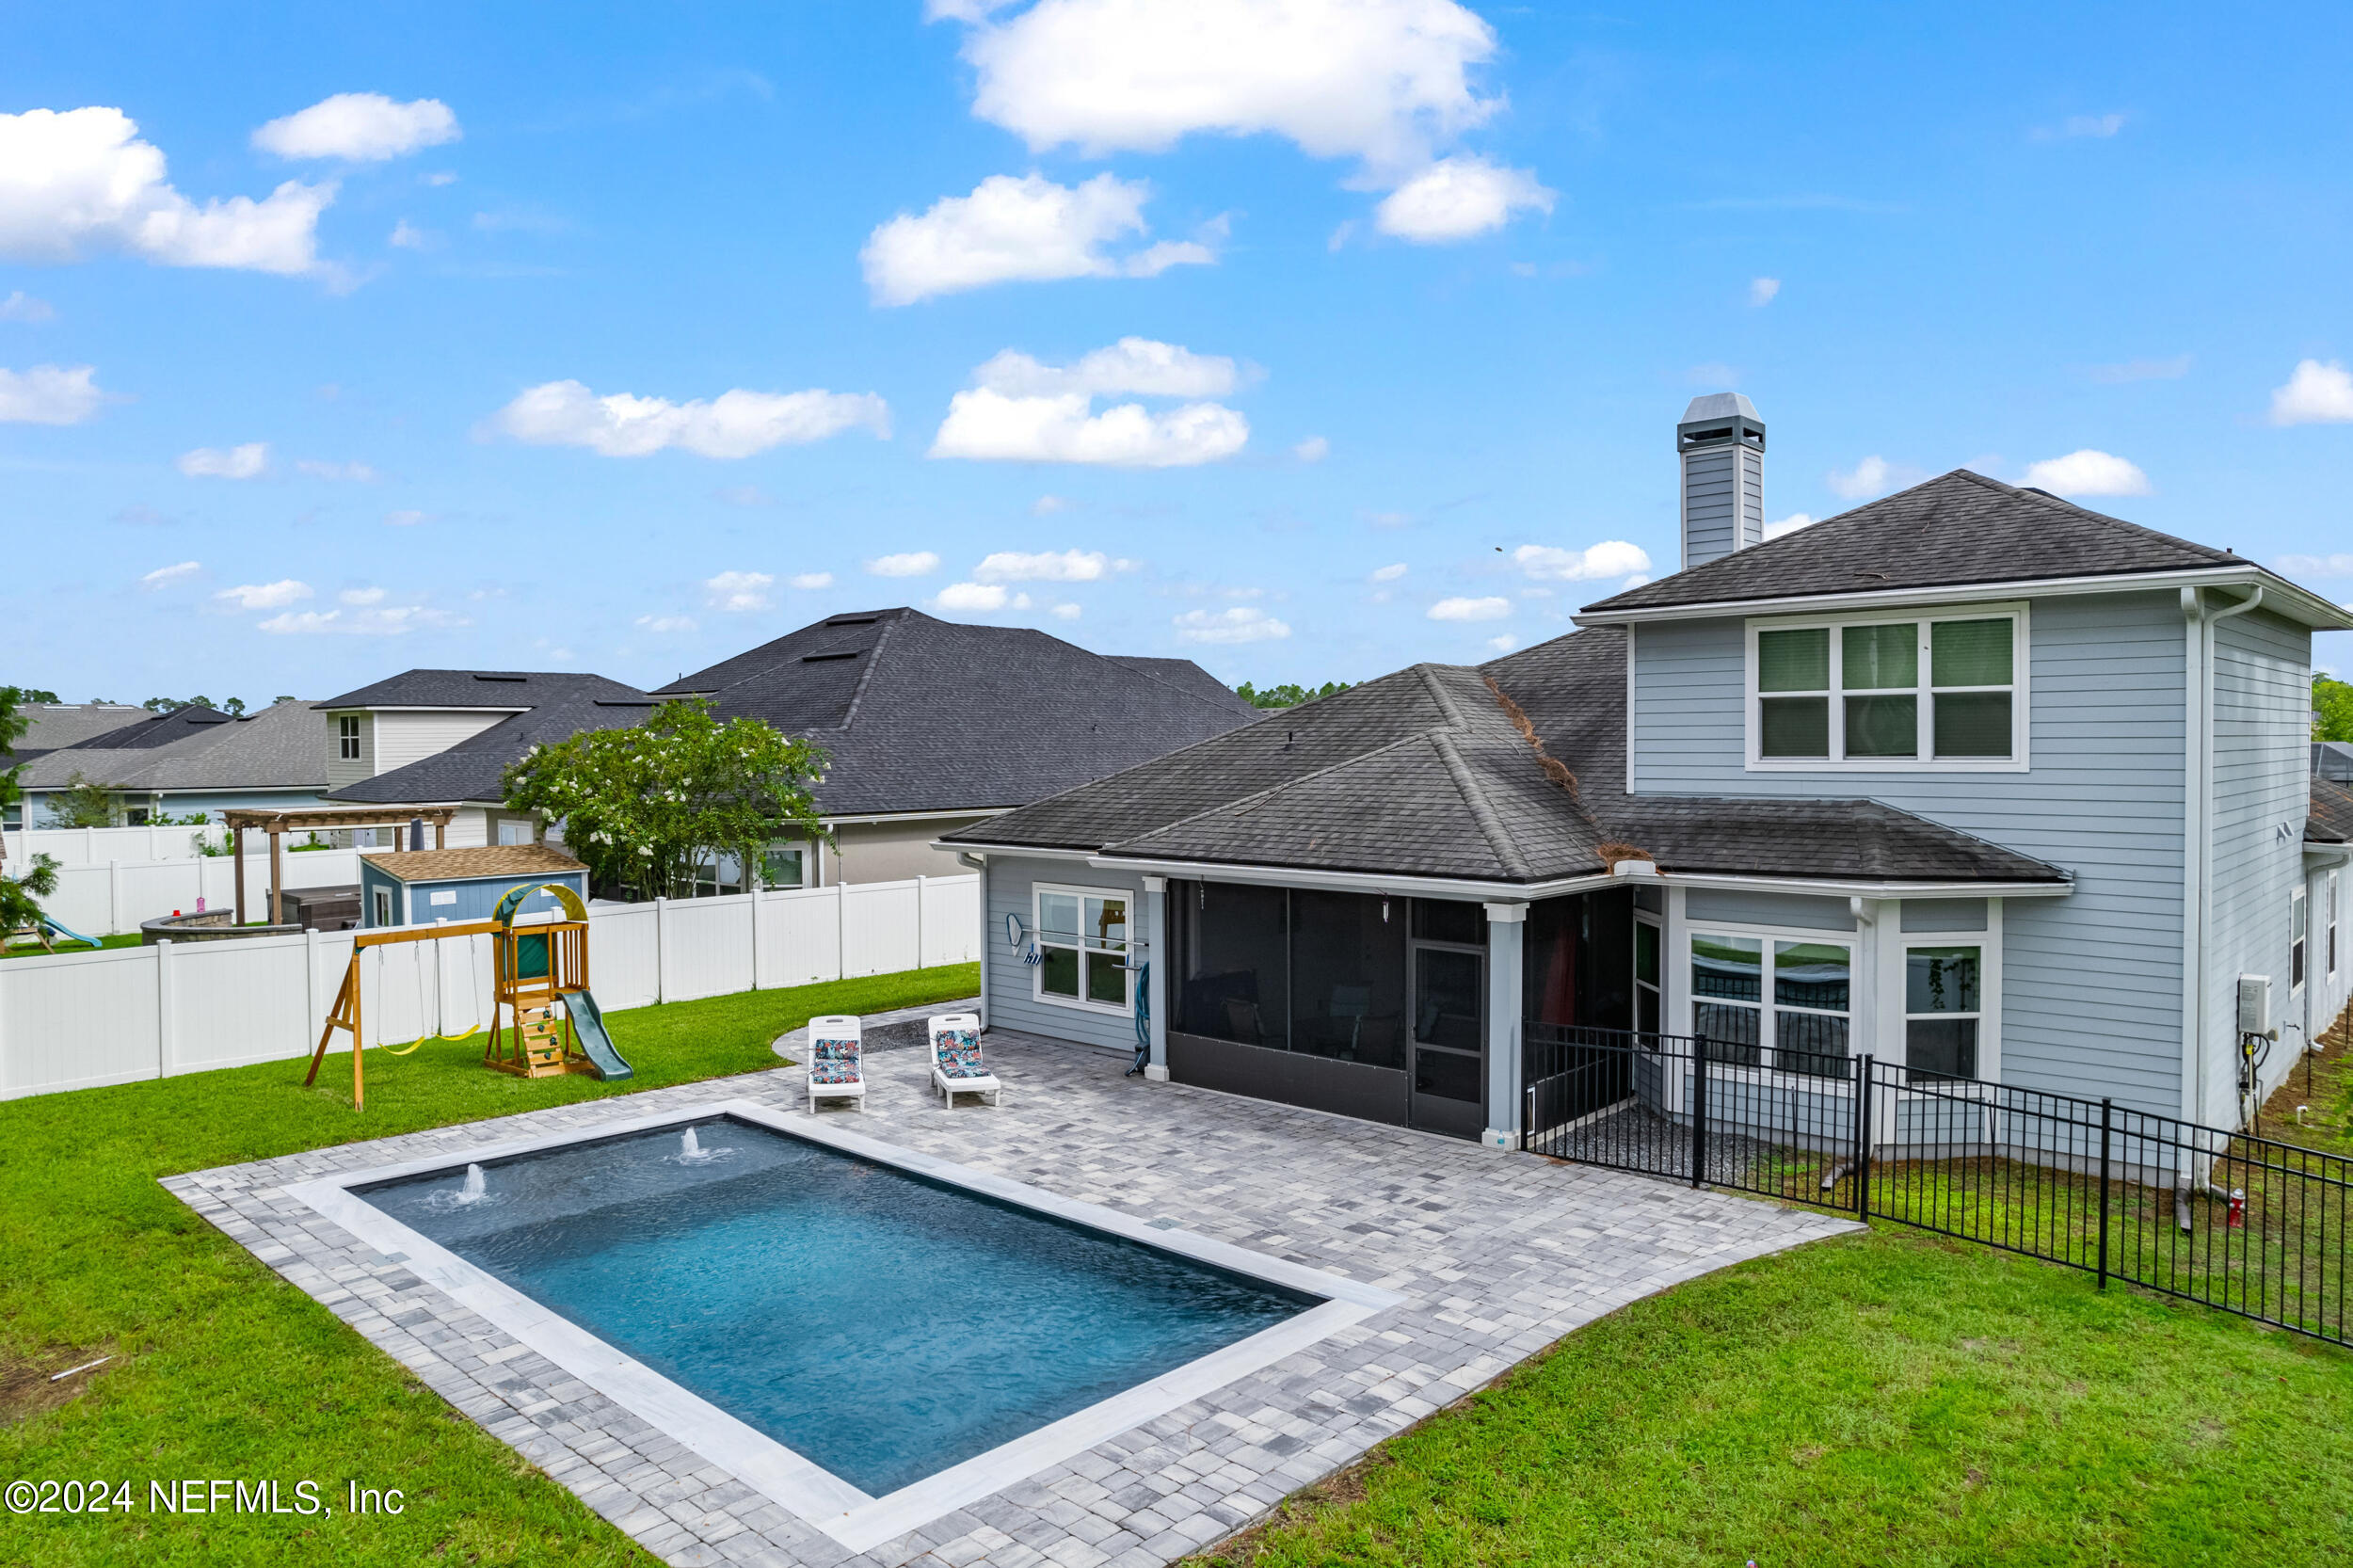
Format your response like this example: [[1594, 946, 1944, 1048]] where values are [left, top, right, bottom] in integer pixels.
[[806, 1014, 867, 1112], [928, 1013, 1000, 1107]]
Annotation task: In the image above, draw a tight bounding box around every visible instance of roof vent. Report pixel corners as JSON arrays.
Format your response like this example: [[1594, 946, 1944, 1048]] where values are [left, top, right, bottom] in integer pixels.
[[1676, 392, 1766, 571], [801, 651, 859, 664], [824, 616, 880, 627], [471, 673, 529, 683]]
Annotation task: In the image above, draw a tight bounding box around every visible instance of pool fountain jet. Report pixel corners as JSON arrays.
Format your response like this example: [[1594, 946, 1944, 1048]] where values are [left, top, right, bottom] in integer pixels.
[[456, 1164, 487, 1205], [673, 1126, 732, 1165]]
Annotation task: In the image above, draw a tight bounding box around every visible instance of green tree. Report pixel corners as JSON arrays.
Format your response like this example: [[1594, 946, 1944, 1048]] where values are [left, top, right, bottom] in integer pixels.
[[2317, 673, 2353, 744], [13, 688, 58, 704], [502, 698, 829, 903], [1235, 680, 1352, 709], [0, 853, 63, 950], [41, 772, 118, 829], [0, 685, 31, 868]]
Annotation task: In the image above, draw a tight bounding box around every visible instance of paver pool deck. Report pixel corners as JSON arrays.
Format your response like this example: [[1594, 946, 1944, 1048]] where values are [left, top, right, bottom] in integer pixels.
[[166, 1027, 1857, 1568]]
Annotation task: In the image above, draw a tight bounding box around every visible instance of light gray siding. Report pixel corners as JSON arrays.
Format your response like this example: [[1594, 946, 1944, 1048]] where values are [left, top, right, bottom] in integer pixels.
[[1679, 445, 1741, 568], [831, 816, 993, 886], [2203, 607, 2313, 1119], [982, 853, 1144, 1052], [1900, 898, 1987, 933], [1684, 888, 1854, 931], [1629, 590, 2188, 1112], [1739, 444, 1764, 550]]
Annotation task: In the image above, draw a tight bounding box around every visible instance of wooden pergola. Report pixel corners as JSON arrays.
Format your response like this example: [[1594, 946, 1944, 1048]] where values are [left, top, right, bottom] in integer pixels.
[[221, 806, 458, 927]]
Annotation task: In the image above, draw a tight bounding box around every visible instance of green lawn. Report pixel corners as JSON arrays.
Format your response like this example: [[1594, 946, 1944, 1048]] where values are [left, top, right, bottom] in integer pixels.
[[1, 933, 142, 961], [1195, 1227, 2353, 1568], [0, 963, 978, 1567]]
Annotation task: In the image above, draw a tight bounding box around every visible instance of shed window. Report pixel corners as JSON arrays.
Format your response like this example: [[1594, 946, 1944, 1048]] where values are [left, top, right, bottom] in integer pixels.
[[1753, 611, 2021, 765]]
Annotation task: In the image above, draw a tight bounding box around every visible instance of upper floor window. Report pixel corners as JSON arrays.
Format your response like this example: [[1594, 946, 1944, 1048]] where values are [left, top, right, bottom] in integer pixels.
[[337, 714, 361, 761], [1749, 606, 2025, 769]]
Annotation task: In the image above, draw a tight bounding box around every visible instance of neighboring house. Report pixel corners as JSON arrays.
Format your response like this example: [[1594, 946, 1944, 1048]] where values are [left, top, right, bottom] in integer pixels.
[[651, 607, 1259, 888], [15, 698, 328, 827], [2, 703, 149, 829], [2309, 760, 2353, 1046], [949, 394, 2353, 1148], [317, 670, 654, 849]]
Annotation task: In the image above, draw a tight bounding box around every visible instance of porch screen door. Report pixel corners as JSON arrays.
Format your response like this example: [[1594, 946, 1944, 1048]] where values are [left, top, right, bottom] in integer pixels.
[[1409, 945, 1484, 1136]]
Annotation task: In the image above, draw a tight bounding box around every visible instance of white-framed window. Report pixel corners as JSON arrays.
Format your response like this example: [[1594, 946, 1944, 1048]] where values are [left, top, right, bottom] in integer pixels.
[[1034, 885, 1133, 1013], [2290, 885, 2307, 994], [1746, 604, 2026, 771], [1905, 944, 1982, 1079], [760, 842, 806, 889], [371, 888, 393, 927], [1689, 930, 1852, 1076], [495, 817, 535, 847], [1634, 916, 1662, 1035], [337, 714, 361, 761], [2329, 872, 2340, 981]]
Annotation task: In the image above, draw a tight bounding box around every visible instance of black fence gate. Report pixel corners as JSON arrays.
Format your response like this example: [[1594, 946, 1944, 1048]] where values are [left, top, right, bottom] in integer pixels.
[[1521, 1023, 2351, 1349]]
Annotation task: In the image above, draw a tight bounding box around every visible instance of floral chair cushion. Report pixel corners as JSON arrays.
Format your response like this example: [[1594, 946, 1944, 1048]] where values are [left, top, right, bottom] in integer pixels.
[[810, 1036, 861, 1086], [933, 1027, 988, 1080]]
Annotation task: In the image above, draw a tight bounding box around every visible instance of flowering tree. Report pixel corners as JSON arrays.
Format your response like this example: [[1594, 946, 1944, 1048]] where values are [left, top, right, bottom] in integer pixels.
[[502, 698, 829, 903]]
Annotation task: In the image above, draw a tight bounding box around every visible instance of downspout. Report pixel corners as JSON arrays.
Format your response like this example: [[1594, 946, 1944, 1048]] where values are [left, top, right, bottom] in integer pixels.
[[957, 851, 989, 1028], [2186, 585, 2264, 1131]]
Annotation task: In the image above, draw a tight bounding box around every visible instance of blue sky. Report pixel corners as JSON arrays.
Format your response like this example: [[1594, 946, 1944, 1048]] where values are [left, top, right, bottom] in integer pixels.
[[5, 1, 2349, 704]]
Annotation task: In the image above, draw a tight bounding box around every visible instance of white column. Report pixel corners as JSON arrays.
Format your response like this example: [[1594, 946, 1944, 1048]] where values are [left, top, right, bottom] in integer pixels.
[[834, 881, 848, 980], [304, 927, 323, 1045], [974, 858, 992, 1028], [155, 937, 175, 1079], [1481, 902, 1528, 1148], [1144, 875, 1170, 1080]]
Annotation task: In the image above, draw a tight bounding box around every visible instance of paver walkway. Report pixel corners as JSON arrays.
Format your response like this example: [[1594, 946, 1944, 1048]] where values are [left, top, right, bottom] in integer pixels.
[[166, 1026, 1856, 1568]]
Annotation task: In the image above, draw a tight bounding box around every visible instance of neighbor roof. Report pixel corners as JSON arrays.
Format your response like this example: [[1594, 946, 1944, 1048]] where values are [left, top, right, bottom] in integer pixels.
[[328, 683, 656, 807], [360, 844, 585, 883], [2312, 775, 2353, 845], [950, 627, 2067, 890], [7, 703, 148, 764], [17, 699, 327, 793], [650, 608, 1259, 817], [317, 669, 645, 710], [1582, 470, 2252, 616]]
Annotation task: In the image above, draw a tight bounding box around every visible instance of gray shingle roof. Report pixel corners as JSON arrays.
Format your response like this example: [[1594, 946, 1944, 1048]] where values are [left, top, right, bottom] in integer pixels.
[[1582, 469, 2243, 615], [328, 689, 656, 806], [951, 626, 2068, 889], [8, 703, 148, 763], [652, 608, 1259, 816], [18, 699, 327, 792], [2312, 776, 2353, 845], [317, 669, 646, 710]]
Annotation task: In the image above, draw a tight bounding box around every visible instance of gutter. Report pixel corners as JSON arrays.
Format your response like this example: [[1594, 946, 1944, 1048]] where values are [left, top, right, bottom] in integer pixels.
[[2184, 585, 2265, 1127]]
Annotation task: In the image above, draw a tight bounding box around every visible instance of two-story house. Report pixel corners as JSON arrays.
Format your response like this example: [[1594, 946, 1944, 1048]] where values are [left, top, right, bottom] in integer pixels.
[[943, 395, 2353, 1150]]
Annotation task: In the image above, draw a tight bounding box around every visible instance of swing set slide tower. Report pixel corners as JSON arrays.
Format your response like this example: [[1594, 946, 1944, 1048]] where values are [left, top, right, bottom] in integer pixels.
[[305, 882, 632, 1110]]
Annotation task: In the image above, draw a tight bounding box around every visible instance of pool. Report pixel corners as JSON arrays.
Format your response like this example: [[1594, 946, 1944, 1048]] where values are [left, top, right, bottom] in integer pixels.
[[290, 1099, 1401, 1552]]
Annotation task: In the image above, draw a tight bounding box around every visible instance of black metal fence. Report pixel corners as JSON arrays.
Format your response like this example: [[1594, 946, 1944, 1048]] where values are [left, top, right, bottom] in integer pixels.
[[1521, 1023, 2351, 1348]]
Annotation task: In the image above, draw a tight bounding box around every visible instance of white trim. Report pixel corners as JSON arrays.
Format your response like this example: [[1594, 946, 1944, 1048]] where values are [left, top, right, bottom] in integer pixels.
[[1031, 882, 1137, 1016], [1668, 871, 2067, 900], [825, 807, 1010, 828], [285, 1098, 1401, 1556], [1742, 602, 2029, 774], [321, 705, 532, 715], [1896, 934, 1994, 1079], [1576, 564, 2353, 632], [1623, 621, 1638, 796]]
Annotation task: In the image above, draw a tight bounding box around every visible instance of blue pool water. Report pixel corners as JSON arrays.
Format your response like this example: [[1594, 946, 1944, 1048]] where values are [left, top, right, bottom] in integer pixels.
[[359, 1118, 1310, 1496]]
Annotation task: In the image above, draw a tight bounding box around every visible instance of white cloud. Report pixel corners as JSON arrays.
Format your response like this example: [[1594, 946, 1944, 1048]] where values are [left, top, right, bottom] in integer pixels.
[[1173, 605, 1290, 644], [1485, 633, 1518, 652], [635, 614, 698, 633], [140, 560, 199, 588], [1370, 562, 1408, 582], [2278, 552, 2353, 578], [383, 509, 429, 527], [296, 458, 378, 481], [1764, 512, 1815, 540], [1749, 277, 1781, 306], [1032, 493, 1070, 515], [1373, 156, 1551, 242], [2019, 448, 2151, 497], [941, 0, 1504, 176], [2270, 360, 2353, 425], [973, 548, 1124, 583], [0, 290, 55, 322], [1826, 456, 1924, 501], [258, 602, 457, 635], [0, 363, 103, 424], [1510, 540, 1651, 582], [705, 569, 775, 612], [789, 571, 834, 590], [1428, 595, 1510, 621], [0, 107, 331, 276], [339, 586, 386, 606], [1050, 602, 1081, 620], [388, 218, 438, 250], [488, 379, 889, 458], [1620, 573, 1650, 589], [1293, 435, 1329, 463], [867, 551, 941, 577], [252, 94, 460, 162], [177, 442, 269, 479], [936, 581, 1016, 612], [972, 338, 1242, 398], [860, 172, 1214, 305], [215, 579, 312, 611]]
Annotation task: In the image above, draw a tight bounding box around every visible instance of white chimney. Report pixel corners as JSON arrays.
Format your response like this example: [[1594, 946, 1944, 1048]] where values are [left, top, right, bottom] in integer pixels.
[[1677, 392, 1766, 570]]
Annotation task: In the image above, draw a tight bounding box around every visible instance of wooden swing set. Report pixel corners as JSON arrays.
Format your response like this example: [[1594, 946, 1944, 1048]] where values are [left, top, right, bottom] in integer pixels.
[[304, 882, 598, 1110]]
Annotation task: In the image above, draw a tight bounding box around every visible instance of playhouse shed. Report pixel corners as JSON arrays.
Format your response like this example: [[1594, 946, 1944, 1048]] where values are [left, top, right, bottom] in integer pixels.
[[358, 845, 590, 929]]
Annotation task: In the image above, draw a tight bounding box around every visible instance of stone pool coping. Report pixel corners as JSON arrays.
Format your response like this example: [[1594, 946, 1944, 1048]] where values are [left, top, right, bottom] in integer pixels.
[[166, 1030, 1858, 1568]]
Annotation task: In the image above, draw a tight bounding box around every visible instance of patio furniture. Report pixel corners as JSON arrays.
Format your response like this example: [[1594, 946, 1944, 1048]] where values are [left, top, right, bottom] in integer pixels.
[[807, 1014, 867, 1112], [928, 1013, 1000, 1107]]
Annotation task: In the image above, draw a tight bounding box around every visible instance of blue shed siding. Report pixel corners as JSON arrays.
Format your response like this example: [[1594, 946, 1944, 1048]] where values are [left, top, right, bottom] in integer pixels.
[[983, 853, 1145, 1052], [359, 868, 585, 928], [1628, 590, 2188, 1114]]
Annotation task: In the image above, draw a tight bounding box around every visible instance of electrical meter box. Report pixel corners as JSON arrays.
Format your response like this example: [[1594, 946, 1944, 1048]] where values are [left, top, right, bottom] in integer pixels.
[[2236, 974, 2272, 1037]]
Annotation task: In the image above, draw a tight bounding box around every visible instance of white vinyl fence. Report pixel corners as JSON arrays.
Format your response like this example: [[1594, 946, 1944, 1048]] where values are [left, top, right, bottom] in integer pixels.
[[0, 874, 979, 1101], [4, 823, 227, 868], [28, 848, 365, 938]]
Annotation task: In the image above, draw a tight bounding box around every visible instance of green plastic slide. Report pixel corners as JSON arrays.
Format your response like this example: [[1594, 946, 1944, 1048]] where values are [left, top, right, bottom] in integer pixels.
[[560, 988, 633, 1081]]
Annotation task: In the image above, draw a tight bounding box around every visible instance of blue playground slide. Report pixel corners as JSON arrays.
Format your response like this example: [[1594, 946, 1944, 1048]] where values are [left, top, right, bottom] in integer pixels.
[[560, 988, 633, 1081], [40, 918, 101, 950]]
